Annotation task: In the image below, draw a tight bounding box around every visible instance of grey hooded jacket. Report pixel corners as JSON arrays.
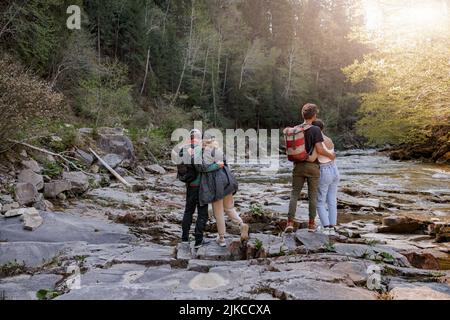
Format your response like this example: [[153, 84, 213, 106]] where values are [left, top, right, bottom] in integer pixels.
[[196, 147, 238, 206]]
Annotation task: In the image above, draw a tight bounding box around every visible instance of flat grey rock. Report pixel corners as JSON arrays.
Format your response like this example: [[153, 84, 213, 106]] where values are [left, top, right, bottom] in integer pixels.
[[0, 274, 63, 300], [295, 229, 330, 251], [113, 245, 175, 266], [0, 212, 135, 244], [86, 188, 144, 208], [333, 243, 411, 267], [0, 242, 72, 267]]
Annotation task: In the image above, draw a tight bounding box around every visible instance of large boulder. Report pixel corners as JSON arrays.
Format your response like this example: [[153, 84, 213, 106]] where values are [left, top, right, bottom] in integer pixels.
[[18, 169, 44, 191], [15, 183, 39, 206], [62, 172, 90, 194], [44, 180, 72, 198], [96, 128, 135, 164]]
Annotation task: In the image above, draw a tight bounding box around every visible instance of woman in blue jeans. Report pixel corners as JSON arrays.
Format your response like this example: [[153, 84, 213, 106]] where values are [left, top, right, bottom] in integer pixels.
[[313, 120, 340, 236]]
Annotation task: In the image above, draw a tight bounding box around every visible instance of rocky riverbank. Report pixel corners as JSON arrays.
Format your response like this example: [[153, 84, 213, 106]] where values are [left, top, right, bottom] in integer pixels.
[[0, 131, 449, 300]]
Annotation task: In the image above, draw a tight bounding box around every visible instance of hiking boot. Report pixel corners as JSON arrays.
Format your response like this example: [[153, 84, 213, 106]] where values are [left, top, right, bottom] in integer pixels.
[[216, 236, 227, 247], [240, 223, 249, 241], [284, 220, 295, 233], [308, 219, 317, 232]]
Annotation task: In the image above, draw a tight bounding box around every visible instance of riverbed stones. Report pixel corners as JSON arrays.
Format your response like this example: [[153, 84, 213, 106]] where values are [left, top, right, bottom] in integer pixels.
[[15, 183, 38, 205], [1, 202, 20, 213], [378, 215, 426, 234], [146, 164, 166, 175], [103, 154, 124, 169], [21, 159, 42, 173], [4, 207, 36, 219], [337, 193, 380, 209], [62, 171, 90, 194], [74, 149, 94, 166], [21, 208, 43, 231], [18, 169, 44, 191], [44, 180, 71, 198], [403, 252, 440, 270], [388, 280, 450, 300]]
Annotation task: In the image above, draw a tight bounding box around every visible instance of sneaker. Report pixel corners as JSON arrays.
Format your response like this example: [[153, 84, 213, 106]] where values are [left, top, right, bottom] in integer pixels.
[[240, 223, 249, 241], [194, 239, 209, 249], [308, 219, 316, 232], [284, 220, 294, 233], [328, 227, 336, 236], [321, 227, 330, 235], [216, 236, 227, 247]]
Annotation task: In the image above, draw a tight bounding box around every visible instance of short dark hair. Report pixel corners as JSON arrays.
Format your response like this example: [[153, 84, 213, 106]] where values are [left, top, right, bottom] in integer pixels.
[[302, 103, 319, 120], [312, 119, 324, 131]]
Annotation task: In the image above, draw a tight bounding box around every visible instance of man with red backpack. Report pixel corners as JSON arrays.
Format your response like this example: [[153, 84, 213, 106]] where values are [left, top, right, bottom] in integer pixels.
[[283, 104, 336, 233]]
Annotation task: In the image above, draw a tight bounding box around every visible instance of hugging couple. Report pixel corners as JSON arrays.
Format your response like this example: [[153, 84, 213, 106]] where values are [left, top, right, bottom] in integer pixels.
[[178, 131, 249, 249], [179, 103, 340, 249]]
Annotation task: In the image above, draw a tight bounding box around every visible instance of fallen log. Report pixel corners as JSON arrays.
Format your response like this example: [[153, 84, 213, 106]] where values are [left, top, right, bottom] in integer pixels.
[[89, 148, 131, 188], [8, 139, 93, 176]]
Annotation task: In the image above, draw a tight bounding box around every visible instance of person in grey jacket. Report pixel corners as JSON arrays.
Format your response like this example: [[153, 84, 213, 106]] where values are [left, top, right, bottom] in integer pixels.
[[196, 134, 249, 247]]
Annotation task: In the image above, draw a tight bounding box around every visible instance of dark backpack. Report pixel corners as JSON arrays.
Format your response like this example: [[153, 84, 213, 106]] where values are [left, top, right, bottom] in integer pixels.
[[177, 145, 198, 183]]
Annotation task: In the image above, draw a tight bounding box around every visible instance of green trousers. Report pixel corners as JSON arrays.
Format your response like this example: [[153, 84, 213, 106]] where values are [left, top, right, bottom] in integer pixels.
[[288, 161, 320, 220]]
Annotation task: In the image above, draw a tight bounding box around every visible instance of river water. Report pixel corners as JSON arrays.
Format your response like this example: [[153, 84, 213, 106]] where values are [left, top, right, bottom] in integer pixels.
[[232, 150, 450, 222]]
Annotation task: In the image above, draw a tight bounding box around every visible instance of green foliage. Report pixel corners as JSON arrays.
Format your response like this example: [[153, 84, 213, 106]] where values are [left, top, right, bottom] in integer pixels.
[[250, 204, 264, 217], [344, 0, 450, 146], [0, 261, 27, 278], [254, 239, 263, 251], [324, 242, 336, 253], [42, 161, 63, 179], [36, 289, 60, 300]]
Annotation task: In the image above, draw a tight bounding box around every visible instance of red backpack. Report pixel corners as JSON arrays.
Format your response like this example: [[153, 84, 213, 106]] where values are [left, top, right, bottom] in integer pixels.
[[283, 124, 312, 162]]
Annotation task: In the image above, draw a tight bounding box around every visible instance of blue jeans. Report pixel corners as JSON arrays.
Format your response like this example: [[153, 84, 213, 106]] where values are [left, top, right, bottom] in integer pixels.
[[317, 162, 340, 227]]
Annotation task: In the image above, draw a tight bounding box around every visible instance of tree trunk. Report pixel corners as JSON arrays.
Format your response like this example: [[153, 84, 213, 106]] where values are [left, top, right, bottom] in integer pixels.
[[285, 45, 295, 98], [239, 50, 249, 90], [211, 60, 217, 126], [97, 15, 101, 64], [201, 45, 210, 95], [222, 57, 228, 94], [140, 48, 151, 95], [172, 0, 195, 106]]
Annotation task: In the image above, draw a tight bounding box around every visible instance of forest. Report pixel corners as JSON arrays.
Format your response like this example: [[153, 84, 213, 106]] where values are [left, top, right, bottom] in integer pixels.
[[0, 0, 449, 160]]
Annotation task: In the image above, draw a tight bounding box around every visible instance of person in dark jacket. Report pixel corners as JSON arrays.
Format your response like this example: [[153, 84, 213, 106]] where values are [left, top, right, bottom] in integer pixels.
[[197, 134, 249, 247]]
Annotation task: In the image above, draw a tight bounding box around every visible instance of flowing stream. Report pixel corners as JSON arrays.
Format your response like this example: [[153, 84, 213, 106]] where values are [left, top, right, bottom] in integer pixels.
[[232, 150, 450, 222]]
